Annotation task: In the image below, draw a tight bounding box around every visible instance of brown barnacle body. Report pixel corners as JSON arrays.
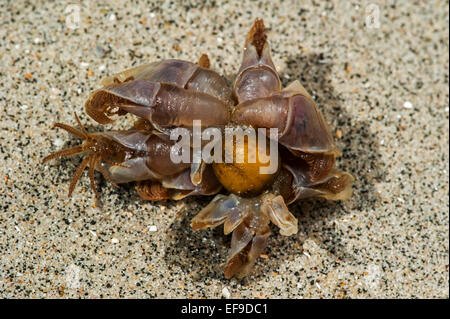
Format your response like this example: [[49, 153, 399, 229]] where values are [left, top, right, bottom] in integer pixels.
[[232, 80, 337, 155], [43, 18, 354, 279], [85, 59, 233, 131]]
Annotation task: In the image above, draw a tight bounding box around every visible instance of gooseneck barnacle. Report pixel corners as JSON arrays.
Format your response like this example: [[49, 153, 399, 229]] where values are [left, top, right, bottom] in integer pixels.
[[44, 18, 353, 278]]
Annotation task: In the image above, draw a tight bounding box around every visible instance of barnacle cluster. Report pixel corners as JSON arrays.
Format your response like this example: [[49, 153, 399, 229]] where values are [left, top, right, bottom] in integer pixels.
[[44, 19, 353, 278]]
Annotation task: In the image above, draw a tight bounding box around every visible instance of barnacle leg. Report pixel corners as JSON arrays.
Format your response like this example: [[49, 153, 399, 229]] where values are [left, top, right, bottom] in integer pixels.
[[67, 155, 91, 197], [191, 193, 297, 278], [43, 113, 128, 198], [233, 18, 281, 103]]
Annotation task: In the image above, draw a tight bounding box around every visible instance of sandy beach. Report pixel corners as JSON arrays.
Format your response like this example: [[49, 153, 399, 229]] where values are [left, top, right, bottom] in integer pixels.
[[0, 0, 448, 298]]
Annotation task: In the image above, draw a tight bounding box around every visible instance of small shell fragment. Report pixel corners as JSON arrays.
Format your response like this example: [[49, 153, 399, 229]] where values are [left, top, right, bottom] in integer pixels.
[[222, 287, 231, 298], [403, 101, 413, 109]]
